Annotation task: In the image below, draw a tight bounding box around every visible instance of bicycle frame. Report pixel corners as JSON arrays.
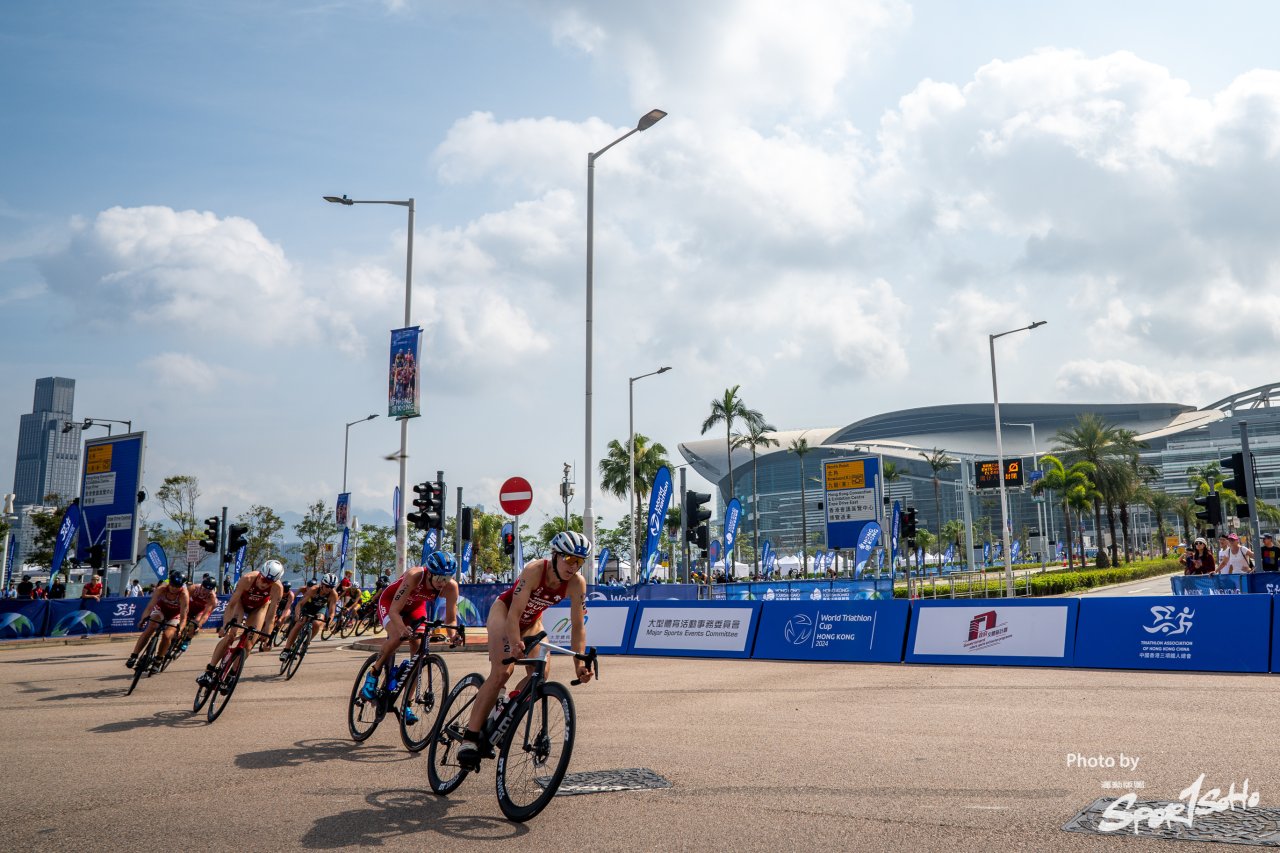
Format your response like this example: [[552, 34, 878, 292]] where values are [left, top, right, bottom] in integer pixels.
[[488, 634, 598, 750], [383, 619, 466, 704]]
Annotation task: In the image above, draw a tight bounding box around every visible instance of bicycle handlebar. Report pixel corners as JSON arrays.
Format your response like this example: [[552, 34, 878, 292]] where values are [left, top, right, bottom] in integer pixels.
[[406, 617, 466, 643], [501, 631, 600, 684], [224, 620, 271, 638]]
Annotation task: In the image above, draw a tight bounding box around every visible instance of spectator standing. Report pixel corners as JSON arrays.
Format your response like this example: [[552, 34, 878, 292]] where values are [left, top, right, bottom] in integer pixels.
[[1182, 538, 1215, 575], [33, 581, 47, 599], [48, 577, 66, 599], [1217, 533, 1254, 574], [127, 578, 143, 597], [16, 575, 34, 598], [81, 574, 105, 602], [1257, 534, 1280, 573]]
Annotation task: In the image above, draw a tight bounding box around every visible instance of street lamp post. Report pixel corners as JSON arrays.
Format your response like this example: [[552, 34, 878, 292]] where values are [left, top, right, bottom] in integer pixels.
[[326, 194, 415, 575], [342, 414, 380, 493], [990, 321, 1047, 596], [584, 108, 667, 585], [61, 417, 133, 436], [629, 366, 672, 579], [1004, 421, 1049, 569]]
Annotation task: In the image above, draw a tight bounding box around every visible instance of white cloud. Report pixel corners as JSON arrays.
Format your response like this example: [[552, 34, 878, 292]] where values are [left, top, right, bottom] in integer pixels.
[[141, 352, 222, 388], [1055, 359, 1239, 404]]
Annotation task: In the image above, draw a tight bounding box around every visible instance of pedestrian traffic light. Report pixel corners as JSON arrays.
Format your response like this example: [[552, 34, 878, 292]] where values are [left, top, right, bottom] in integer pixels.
[[684, 491, 712, 535], [1194, 493, 1222, 528], [1221, 452, 1250, 517], [502, 529, 515, 556], [200, 516, 220, 553], [88, 543, 106, 569], [904, 506, 918, 541], [227, 523, 249, 552], [459, 507, 473, 542], [692, 523, 709, 556], [409, 480, 444, 531]]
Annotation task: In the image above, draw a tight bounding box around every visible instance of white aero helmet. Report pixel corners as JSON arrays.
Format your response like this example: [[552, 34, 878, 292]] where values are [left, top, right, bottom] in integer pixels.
[[550, 530, 591, 557], [261, 559, 285, 582], [320, 572, 338, 587]]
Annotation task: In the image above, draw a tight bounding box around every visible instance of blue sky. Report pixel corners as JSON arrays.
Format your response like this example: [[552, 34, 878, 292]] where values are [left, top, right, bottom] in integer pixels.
[[5, 0, 1280, 532]]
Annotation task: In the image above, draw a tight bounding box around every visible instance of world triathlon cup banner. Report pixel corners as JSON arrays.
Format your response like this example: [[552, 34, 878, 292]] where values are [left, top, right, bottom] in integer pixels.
[[711, 579, 893, 601], [752, 600, 910, 663], [906, 599, 1079, 667], [1073, 596, 1271, 673], [628, 601, 762, 658], [642, 466, 673, 582], [388, 326, 422, 418], [1169, 575, 1250, 595], [543, 600, 636, 654]]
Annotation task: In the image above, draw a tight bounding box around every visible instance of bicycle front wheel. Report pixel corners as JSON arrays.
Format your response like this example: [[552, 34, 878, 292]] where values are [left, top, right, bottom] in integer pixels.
[[206, 648, 247, 723], [283, 625, 311, 680], [426, 672, 484, 795], [495, 681, 576, 822], [347, 653, 386, 741], [399, 654, 449, 752], [321, 614, 339, 641], [339, 610, 355, 639]]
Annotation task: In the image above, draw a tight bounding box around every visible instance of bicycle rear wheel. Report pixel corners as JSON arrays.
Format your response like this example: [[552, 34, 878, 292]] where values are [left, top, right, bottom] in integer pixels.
[[338, 610, 355, 639], [283, 625, 311, 680], [192, 676, 212, 713], [321, 613, 339, 641], [495, 681, 576, 822], [206, 647, 247, 723], [127, 630, 162, 696], [354, 609, 371, 637], [399, 654, 449, 752], [347, 653, 387, 741], [426, 672, 484, 795]]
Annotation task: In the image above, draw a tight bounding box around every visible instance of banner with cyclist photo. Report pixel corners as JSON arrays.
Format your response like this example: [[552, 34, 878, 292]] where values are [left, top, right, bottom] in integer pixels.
[[388, 326, 422, 418]]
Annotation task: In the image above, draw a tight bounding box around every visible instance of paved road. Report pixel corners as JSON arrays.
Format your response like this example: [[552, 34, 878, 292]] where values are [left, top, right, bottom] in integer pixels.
[[1075, 572, 1181, 597], [1, 635, 1271, 851]]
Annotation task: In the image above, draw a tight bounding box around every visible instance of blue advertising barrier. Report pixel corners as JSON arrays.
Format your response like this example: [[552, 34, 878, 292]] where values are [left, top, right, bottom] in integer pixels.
[[0, 599, 48, 640], [627, 600, 762, 659], [1075, 595, 1271, 674], [589, 583, 700, 602], [1170, 575, 1251, 595], [1247, 572, 1280, 595], [711, 579, 894, 601], [543, 601, 636, 655], [428, 583, 698, 628], [906, 599, 1079, 667], [752, 600, 910, 663]]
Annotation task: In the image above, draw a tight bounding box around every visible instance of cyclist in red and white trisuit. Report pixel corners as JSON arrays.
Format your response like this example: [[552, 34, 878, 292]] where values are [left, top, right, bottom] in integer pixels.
[[456, 531, 592, 768], [359, 551, 461, 702], [179, 577, 220, 651], [197, 560, 284, 688], [127, 571, 190, 673]]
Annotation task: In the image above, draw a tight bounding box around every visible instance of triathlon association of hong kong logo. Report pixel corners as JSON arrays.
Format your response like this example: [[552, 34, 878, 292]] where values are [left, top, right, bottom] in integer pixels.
[[963, 609, 1011, 652]]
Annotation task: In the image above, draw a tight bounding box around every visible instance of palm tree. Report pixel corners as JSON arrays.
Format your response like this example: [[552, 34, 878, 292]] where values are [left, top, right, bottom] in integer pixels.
[[1172, 496, 1197, 544], [1065, 481, 1102, 564], [788, 433, 814, 575], [919, 448, 955, 566], [1054, 413, 1120, 567], [598, 433, 669, 561], [1137, 488, 1175, 558], [732, 420, 779, 577], [1034, 454, 1097, 570], [701, 385, 765, 506], [940, 519, 967, 560]]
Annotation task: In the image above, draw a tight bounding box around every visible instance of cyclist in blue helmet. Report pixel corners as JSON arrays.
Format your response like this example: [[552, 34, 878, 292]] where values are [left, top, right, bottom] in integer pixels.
[[359, 549, 462, 702]]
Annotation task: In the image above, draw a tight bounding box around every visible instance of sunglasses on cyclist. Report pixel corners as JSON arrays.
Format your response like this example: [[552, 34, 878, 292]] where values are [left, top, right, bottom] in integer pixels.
[[559, 555, 585, 568]]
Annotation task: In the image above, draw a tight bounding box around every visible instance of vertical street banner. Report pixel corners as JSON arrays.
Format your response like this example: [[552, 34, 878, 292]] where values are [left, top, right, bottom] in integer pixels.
[[336, 493, 350, 528], [943, 544, 955, 565], [761, 540, 774, 576], [50, 502, 82, 576], [855, 522, 881, 578], [642, 466, 673, 582], [338, 527, 350, 573], [596, 546, 610, 577], [983, 542, 992, 566], [1011, 539, 1022, 565], [144, 542, 168, 581], [388, 326, 423, 418], [233, 545, 246, 583], [4, 539, 14, 590], [722, 499, 742, 576], [890, 501, 901, 568], [421, 529, 438, 564], [709, 539, 721, 566], [461, 541, 473, 577], [76, 432, 146, 565]]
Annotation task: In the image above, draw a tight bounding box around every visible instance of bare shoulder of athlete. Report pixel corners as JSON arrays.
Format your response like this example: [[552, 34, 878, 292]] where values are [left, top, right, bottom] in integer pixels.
[[568, 572, 588, 597]]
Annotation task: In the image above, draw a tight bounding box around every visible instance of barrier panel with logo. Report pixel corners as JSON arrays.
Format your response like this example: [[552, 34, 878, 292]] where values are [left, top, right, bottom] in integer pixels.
[[588, 583, 700, 602], [1075, 595, 1271, 673], [752, 600, 910, 663], [627, 601, 762, 658], [46, 599, 110, 637], [0, 599, 48, 640], [1170, 575, 1251, 595], [710, 579, 894, 602], [906, 599, 1078, 667], [1247, 573, 1280, 595], [543, 601, 635, 655]]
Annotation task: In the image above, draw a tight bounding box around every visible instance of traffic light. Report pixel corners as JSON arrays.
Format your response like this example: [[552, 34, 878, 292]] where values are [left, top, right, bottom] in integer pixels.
[[1194, 493, 1223, 529], [459, 507, 473, 542], [227, 523, 249, 552], [904, 506, 918, 541], [1221, 452, 1250, 517], [684, 491, 712, 557], [409, 480, 444, 531], [200, 516, 220, 553], [88, 543, 106, 569], [502, 529, 515, 556]]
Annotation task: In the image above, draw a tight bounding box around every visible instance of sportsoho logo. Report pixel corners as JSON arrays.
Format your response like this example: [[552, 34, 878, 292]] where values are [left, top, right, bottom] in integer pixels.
[[963, 609, 1011, 652]]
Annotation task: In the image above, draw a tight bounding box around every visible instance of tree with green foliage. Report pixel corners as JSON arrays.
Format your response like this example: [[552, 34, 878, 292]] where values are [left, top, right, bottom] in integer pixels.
[[732, 419, 779, 577], [295, 499, 339, 581], [919, 448, 955, 566], [1053, 414, 1119, 567], [237, 504, 285, 575], [598, 433, 669, 560], [700, 385, 764, 505], [355, 524, 396, 583], [1034, 454, 1097, 570], [155, 475, 202, 545], [1137, 487, 1175, 558], [788, 433, 814, 575]]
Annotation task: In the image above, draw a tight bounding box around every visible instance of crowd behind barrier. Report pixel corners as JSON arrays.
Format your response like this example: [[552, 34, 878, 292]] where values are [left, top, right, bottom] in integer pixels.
[[1170, 572, 1280, 595], [6, 582, 1280, 676], [706, 579, 895, 601]]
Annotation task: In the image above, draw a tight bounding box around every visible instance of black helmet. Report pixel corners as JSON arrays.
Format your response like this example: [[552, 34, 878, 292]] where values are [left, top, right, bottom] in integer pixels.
[[201, 578, 217, 590], [168, 570, 187, 587]]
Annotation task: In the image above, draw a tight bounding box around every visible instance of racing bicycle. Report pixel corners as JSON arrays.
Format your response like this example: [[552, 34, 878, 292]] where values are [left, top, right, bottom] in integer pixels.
[[127, 617, 182, 695], [347, 619, 464, 751], [278, 613, 323, 680], [426, 632, 598, 822], [193, 620, 271, 723]]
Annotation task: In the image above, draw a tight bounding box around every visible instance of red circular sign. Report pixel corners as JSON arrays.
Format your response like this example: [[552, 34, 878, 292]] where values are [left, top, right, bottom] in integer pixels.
[[499, 476, 533, 516]]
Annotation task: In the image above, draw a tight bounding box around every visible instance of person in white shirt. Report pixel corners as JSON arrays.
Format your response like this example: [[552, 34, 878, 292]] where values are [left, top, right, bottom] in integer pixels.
[[127, 579, 144, 596], [1216, 533, 1254, 574]]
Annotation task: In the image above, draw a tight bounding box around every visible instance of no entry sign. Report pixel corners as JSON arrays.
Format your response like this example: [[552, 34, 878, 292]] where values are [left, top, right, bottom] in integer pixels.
[[499, 477, 533, 516]]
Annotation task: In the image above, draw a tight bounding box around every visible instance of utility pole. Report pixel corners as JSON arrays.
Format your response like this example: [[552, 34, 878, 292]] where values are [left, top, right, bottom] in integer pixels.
[[218, 505, 228, 590]]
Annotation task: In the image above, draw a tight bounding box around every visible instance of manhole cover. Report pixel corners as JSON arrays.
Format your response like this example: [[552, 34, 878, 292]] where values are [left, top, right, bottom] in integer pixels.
[[539, 768, 672, 797], [1064, 797, 1280, 846]]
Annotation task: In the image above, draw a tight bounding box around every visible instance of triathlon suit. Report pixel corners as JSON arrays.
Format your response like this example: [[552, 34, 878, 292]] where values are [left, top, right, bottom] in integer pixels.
[[376, 572, 439, 626], [148, 587, 185, 627], [496, 560, 570, 630], [300, 588, 330, 619], [187, 586, 215, 620], [240, 580, 272, 612]]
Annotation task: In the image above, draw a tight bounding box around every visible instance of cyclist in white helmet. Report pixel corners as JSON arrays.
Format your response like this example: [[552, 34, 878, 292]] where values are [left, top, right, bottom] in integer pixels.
[[279, 572, 339, 659], [456, 530, 593, 768], [198, 558, 285, 688]]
